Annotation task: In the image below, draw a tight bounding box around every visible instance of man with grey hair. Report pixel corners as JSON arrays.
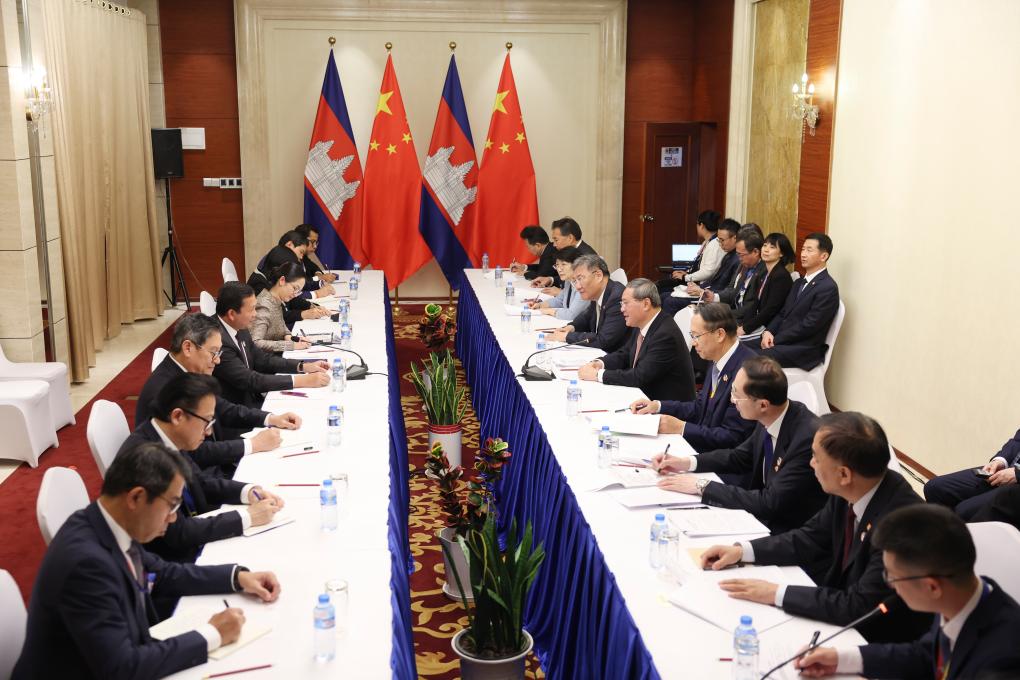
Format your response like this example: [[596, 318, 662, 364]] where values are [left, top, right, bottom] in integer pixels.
[[577, 278, 695, 401], [547, 255, 628, 352]]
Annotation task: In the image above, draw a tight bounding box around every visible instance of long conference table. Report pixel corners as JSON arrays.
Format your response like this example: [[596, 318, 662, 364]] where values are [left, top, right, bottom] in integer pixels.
[[456, 269, 865, 679], [165, 271, 415, 679]]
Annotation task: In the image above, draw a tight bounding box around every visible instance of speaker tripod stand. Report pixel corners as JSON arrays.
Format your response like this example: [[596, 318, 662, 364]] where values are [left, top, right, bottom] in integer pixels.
[[159, 177, 191, 307]]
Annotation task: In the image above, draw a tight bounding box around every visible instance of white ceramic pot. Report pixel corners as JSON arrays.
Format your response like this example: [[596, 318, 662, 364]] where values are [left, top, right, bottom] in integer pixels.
[[428, 423, 462, 469], [438, 526, 474, 602], [452, 629, 534, 680]]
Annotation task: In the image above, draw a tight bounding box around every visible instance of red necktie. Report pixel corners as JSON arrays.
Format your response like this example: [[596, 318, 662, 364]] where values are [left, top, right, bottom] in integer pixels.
[[841, 503, 856, 569], [632, 333, 644, 368]]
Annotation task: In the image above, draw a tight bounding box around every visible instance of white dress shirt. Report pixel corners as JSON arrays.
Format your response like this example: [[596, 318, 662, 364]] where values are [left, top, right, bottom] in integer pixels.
[[596, 311, 659, 382], [218, 316, 298, 387], [97, 500, 223, 652], [801, 267, 826, 286], [685, 238, 723, 284], [688, 401, 789, 473]]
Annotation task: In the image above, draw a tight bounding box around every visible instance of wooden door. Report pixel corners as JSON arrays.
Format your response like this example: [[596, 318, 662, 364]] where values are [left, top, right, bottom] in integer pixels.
[[637, 122, 716, 276]]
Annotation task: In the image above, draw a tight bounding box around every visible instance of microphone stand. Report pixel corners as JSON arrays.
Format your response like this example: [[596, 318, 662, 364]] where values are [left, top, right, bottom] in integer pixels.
[[519, 338, 591, 381], [312, 341, 369, 380]]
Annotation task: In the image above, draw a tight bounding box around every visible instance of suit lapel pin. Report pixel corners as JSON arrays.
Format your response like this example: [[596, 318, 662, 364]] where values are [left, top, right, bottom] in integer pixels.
[[860, 531, 866, 542], [774, 456, 782, 471], [722, 374, 729, 382]]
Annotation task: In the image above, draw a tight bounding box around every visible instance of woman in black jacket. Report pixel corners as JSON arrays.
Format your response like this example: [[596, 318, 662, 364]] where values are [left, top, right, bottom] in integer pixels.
[[738, 232, 795, 335]]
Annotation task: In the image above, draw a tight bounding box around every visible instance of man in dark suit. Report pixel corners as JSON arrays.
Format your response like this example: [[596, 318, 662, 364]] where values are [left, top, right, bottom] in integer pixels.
[[630, 303, 757, 451], [123, 373, 283, 564], [510, 225, 557, 281], [795, 504, 1020, 679], [212, 281, 329, 409], [924, 427, 1020, 519], [530, 216, 597, 289], [546, 255, 628, 352], [137, 314, 302, 472], [13, 443, 281, 680], [748, 232, 840, 370], [705, 230, 767, 320], [294, 223, 338, 285], [576, 278, 695, 401], [653, 356, 826, 534], [699, 412, 931, 643], [663, 218, 744, 316]]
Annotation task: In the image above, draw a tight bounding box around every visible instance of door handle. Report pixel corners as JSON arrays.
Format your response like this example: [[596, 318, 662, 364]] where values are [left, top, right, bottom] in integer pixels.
[[640, 214, 655, 222]]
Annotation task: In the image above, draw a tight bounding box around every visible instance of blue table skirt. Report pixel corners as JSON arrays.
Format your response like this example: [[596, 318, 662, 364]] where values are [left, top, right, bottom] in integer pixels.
[[384, 279, 417, 679], [456, 276, 660, 679]]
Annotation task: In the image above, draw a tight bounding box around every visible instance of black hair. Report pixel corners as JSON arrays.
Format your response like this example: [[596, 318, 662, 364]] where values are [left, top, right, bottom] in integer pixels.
[[717, 218, 741, 236], [872, 505, 976, 585], [169, 314, 220, 353], [102, 442, 192, 499], [816, 411, 890, 478], [215, 281, 256, 317], [519, 225, 550, 246], [694, 302, 737, 337], [737, 231, 764, 253], [805, 232, 834, 256], [269, 262, 306, 285], [764, 232, 796, 266], [554, 245, 582, 265], [551, 216, 582, 240], [151, 373, 221, 422], [278, 230, 309, 248], [294, 224, 319, 238], [573, 254, 610, 277], [740, 223, 764, 238], [697, 210, 721, 231], [740, 355, 788, 405]]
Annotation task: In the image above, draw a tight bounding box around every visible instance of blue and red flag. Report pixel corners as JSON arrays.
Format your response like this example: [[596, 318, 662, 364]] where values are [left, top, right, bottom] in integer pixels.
[[419, 55, 479, 288], [303, 49, 366, 269]]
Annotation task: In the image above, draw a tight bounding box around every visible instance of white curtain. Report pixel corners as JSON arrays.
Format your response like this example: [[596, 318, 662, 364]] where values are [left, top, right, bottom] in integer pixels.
[[42, 0, 163, 381]]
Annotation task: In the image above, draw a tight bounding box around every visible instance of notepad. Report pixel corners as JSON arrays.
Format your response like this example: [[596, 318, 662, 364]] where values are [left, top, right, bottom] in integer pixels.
[[530, 316, 570, 331], [668, 566, 793, 633], [609, 485, 706, 508], [196, 505, 296, 537], [667, 507, 770, 537], [588, 412, 661, 437], [588, 465, 664, 491], [150, 609, 271, 660]]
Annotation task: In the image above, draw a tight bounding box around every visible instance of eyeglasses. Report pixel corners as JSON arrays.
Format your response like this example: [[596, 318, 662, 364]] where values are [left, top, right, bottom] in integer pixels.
[[182, 408, 216, 433], [572, 271, 599, 285], [195, 344, 223, 360], [689, 329, 715, 343], [154, 493, 183, 516], [882, 569, 958, 586], [730, 392, 755, 404]]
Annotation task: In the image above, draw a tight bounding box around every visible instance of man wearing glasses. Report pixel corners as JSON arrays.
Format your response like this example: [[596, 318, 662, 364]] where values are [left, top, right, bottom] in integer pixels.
[[651, 355, 826, 534], [794, 504, 1020, 678], [697, 412, 931, 644], [138, 314, 302, 475], [546, 255, 628, 352], [14, 442, 281, 679], [120, 373, 284, 567]]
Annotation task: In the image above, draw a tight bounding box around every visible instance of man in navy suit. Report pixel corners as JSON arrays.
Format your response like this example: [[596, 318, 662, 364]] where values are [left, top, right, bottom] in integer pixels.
[[749, 232, 840, 371], [698, 412, 931, 643], [123, 373, 284, 564], [652, 355, 827, 533], [547, 254, 628, 352], [629, 303, 756, 451], [924, 427, 1020, 519], [13, 443, 281, 680], [576, 278, 696, 401], [795, 504, 1020, 679]]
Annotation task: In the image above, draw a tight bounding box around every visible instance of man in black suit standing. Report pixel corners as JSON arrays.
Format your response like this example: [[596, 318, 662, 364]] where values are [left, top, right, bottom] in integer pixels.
[[795, 504, 1020, 678], [653, 356, 826, 533], [13, 443, 281, 680], [629, 303, 757, 452], [749, 232, 840, 370], [212, 281, 329, 409], [138, 314, 301, 472], [123, 373, 283, 564], [546, 255, 628, 352], [699, 412, 931, 643], [576, 278, 695, 401], [530, 217, 597, 289], [510, 225, 557, 281]]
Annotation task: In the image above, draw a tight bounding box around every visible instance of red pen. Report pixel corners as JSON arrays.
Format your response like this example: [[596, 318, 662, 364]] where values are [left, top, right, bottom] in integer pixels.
[[580, 409, 607, 413], [280, 391, 307, 397]]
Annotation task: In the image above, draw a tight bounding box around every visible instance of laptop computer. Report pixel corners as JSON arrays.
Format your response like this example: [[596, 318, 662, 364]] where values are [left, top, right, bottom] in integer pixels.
[[671, 243, 702, 269]]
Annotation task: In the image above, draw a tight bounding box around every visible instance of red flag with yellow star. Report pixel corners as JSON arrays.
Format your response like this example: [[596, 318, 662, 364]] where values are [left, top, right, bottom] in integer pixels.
[[473, 52, 539, 267], [362, 54, 431, 289]]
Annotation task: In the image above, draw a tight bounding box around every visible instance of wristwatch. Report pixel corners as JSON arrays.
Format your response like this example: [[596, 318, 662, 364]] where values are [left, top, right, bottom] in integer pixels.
[[232, 566, 250, 591], [696, 478, 710, 495]]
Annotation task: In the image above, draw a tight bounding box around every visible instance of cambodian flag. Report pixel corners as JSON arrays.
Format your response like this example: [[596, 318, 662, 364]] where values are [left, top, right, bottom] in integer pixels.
[[303, 50, 365, 270], [419, 55, 478, 289]]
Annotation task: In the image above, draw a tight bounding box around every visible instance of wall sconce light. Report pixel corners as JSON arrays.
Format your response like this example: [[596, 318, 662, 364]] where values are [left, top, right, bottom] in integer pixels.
[[23, 66, 53, 133], [792, 72, 819, 140]]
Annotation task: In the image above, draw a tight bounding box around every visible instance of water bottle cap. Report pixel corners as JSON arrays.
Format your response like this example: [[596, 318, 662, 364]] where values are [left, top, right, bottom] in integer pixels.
[[319, 593, 330, 604], [322, 479, 333, 487], [601, 425, 610, 432], [654, 513, 665, 521], [483, 252, 488, 256], [329, 405, 339, 411], [569, 379, 577, 385], [740, 615, 752, 626]]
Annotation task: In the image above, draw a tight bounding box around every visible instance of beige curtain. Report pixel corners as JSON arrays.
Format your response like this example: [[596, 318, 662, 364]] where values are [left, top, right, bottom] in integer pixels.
[[42, 0, 163, 381]]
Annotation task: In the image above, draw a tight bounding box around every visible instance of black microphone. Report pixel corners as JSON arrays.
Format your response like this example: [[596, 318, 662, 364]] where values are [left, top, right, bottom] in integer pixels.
[[759, 595, 899, 680], [519, 338, 591, 381], [312, 342, 369, 380]]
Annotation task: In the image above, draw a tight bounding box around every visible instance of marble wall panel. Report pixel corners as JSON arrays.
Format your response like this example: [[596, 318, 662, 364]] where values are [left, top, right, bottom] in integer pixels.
[[0, 246, 42, 337], [0, 157, 34, 250]]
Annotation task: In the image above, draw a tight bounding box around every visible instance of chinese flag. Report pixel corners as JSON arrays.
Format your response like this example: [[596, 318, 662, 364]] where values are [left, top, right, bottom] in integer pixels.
[[473, 52, 539, 268], [362, 54, 431, 289]]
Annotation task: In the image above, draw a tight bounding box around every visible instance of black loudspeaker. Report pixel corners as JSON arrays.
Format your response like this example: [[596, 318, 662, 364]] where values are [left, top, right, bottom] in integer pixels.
[[151, 128, 184, 179]]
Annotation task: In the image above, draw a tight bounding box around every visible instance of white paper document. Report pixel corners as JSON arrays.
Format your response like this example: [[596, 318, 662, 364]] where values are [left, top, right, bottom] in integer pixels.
[[516, 291, 554, 303], [609, 484, 706, 508], [240, 428, 314, 449], [588, 412, 661, 437], [546, 347, 606, 368], [667, 507, 770, 537], [196, 505, 296, 537], [588, 465, 663, 491], [530, 316, 570, 331], [150, 609, 272, 660], [616, 433, 695, 460], [668, 566, 794, 633]]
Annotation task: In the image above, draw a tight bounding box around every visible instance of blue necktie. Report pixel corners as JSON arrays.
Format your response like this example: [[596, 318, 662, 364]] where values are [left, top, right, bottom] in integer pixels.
[[710, 366, 722, 398], [762, 434, 775, 481], [182, 486, 197, 516], [795, 278, 808, 298]]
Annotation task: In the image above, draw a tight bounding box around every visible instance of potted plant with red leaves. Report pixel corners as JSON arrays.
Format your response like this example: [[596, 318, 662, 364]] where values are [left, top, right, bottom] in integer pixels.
[[418, 303, 457, 350]]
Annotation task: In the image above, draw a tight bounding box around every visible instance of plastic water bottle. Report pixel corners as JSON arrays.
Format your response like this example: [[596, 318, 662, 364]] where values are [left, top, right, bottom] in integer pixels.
[[494, 265, 503, 284], [337, 299, 349, 324], [340, 323, 352, 350], [331, 358, 346, 393], [566, 380, 581, 417], [536, 333, 547, 351], [327, 405, 342, 449], [733, 615, 759, 680], [482, 253, 490, 273], [649, 513, 667, 569], [505, 280, 515, 304], [320, 479, 338, 531], [520, 307, 532, 332], [598, 425, 611, 450], [349, 278, 359, 300], [313, 593, 336, 661], [352, 261, 362, 275]]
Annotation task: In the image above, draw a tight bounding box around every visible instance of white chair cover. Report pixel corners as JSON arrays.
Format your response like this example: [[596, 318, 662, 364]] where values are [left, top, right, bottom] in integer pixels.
[[86, 400, 130, 478], [199, 290, 217, 316], [967, 522, 1020, 602], [782, 300, 846, 415], [609, 268, 628, 285], [0, 381, 59, 467], [787, 381, 820, 415], [36, 466, 89, 545], [0, 569, 26, 680], [221, 257, 239, 283], [0, 344, 75, 429], [151, 348, 169, 372]]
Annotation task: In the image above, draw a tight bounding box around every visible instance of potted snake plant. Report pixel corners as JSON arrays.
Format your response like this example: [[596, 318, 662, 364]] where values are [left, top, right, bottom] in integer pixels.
[[409, 348, 467, 467]]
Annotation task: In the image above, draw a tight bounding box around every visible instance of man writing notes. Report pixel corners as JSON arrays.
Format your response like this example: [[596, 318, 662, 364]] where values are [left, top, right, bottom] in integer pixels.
[[529, 216, 597, 289], [509, 225, 557, 281], [576, 278, 695, 401], [629, 303, 756, 451], [13, 443, 281, 680], [794, 504, 1020, 678], [747, 232, 840, 370], [698, 412, 931, 643], [546, 255, 628, 352], [652, 356, 826, 533]]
